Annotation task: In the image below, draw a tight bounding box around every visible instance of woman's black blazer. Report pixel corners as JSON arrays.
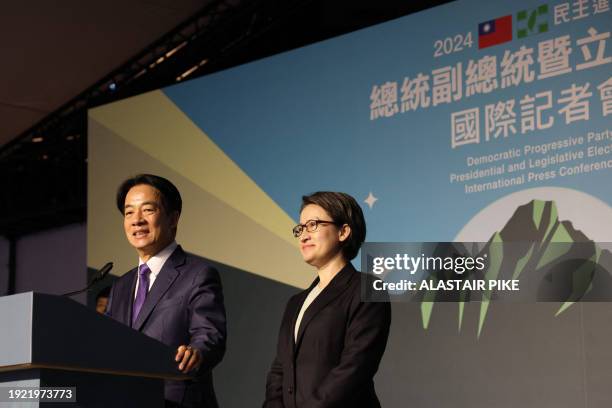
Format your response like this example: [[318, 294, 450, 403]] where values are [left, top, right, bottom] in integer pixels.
[[264, 263, 391, 408]]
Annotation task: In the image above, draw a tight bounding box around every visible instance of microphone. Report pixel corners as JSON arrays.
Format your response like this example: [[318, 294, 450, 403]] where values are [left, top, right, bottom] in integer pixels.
[[62, 262, 114, 297], [94, 262, 114, 281]]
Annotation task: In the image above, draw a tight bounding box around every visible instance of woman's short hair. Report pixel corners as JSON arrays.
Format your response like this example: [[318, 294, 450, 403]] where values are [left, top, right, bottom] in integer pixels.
[[300, 191, 366, 261], [116, 174, 182, 215]]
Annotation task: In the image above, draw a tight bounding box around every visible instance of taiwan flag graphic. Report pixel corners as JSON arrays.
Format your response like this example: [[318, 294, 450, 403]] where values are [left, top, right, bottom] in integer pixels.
[[478, 15, 512, 49]]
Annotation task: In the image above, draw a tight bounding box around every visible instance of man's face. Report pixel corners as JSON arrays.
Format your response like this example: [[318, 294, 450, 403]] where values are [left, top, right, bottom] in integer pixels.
[[123, 184, 178, 260], [96, 297, 108, 314]]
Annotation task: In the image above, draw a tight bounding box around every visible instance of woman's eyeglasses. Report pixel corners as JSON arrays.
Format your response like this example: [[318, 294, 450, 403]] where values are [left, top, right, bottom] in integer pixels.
[[292, 219, 340, 238]]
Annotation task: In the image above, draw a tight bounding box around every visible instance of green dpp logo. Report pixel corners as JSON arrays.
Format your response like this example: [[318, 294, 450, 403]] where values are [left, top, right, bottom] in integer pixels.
[[517, 4, 549, 38]]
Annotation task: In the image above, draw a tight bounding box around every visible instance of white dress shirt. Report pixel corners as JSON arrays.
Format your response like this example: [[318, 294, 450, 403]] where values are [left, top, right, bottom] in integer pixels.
[[294, 284, 323, 342], [133, 241, 178, 299]]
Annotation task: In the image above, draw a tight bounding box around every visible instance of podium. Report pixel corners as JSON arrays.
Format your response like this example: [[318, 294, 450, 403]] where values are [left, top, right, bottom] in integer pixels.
[[0, 292, 186, 407]]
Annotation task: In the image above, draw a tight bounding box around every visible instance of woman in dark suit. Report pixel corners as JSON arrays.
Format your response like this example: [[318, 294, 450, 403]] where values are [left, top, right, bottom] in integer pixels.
[[264, 191, 391, 408]]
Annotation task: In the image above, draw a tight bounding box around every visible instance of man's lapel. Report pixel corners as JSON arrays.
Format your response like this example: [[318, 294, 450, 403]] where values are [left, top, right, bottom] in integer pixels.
[[132, 246, 186, 331], [113, 267, 138, 326], [294, 263, 355, 352], [126, 268, 138, 325]]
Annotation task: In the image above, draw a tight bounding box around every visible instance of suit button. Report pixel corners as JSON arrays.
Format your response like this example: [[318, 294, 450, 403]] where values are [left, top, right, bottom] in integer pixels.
[[288, 386, 293, 394]]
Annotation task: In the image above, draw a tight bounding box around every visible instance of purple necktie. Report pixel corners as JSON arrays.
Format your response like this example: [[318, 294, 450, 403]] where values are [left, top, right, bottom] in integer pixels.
[[132, 263, 151, 326]]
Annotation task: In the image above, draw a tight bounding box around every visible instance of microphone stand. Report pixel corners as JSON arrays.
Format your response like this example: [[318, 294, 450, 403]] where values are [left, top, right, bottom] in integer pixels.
[[62, 262, 113, 297]]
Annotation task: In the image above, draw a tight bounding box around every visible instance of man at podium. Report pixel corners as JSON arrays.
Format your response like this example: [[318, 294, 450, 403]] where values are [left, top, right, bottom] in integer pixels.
[[106, 174, 227, 408]]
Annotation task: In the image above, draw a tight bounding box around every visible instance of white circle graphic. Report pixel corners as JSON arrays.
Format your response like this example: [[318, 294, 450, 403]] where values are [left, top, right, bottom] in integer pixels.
[[455, 187, 612, 243]]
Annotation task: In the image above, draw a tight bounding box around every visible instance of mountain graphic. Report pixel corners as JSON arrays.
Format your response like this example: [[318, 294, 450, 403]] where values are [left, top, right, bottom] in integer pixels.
[[420, 199, 612, 338]]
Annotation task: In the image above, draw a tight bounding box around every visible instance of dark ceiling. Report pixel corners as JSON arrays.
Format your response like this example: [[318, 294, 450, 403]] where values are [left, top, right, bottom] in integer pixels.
[[0, 0, 212, 148], [0, 0, 452, 237]]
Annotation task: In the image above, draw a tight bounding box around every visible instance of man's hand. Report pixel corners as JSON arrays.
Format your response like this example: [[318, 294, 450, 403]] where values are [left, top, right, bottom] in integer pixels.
[[175, 345, 202, 374]]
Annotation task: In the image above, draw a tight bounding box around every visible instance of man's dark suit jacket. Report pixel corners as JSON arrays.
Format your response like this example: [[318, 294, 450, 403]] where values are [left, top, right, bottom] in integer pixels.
[[107, 245, 226, 408], [264, 263, 391, 408]]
